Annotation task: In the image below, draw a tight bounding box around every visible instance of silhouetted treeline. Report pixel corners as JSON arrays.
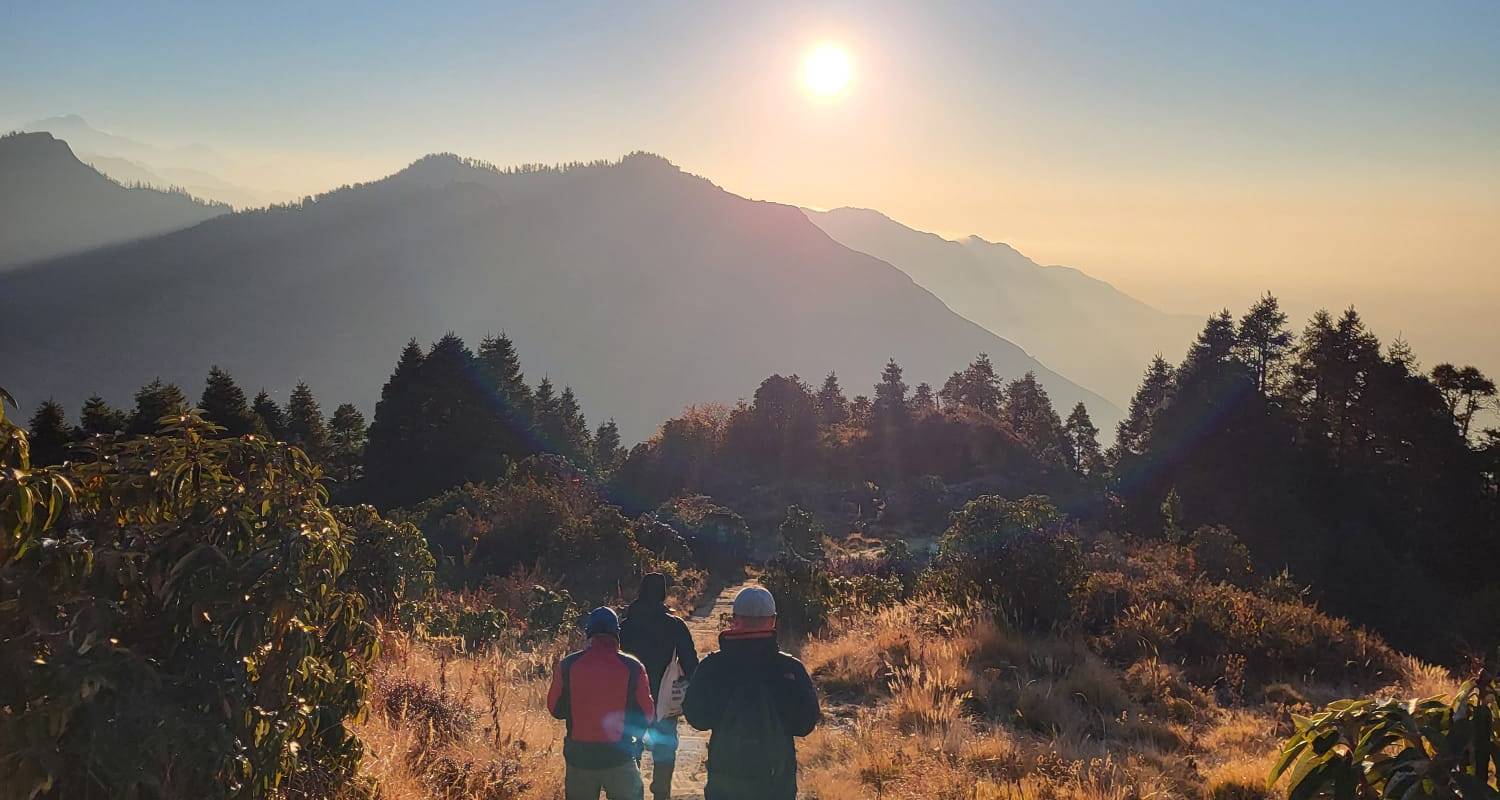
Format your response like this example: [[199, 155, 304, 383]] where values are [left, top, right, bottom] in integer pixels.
[[34, 294, 1499, 659]]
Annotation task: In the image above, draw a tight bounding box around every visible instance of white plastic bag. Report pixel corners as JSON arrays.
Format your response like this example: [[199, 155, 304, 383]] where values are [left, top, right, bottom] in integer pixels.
[[655, 646, 689, 719]]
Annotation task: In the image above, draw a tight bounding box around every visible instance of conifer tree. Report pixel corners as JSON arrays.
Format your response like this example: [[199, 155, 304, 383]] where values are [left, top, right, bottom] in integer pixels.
[[594, 418, 625, 476], [911, 382, 936, 415], [127, 378, 189, 436], [532, 377, 561, 450], [815, 372, 850, 427], [285, 382, 331, 463], [939, 353, 1003, 416], [872, 359, 910, 427], [1001, 372, 1067, 464], [199, 366, 258, 437], [477, 333, 534, 456], [79, 395, 128, 436], [557, 387, 594, 469], [28, 399, 75, 466], [252, 391, 289, 441], [1178, 310, 1239, 386], [327, 403, 367, 483], [1111, 356, 1176, 462], [363, 338, 426, 504], [1064, 402, 1103, 476], [1235, 293, 1292, 395]]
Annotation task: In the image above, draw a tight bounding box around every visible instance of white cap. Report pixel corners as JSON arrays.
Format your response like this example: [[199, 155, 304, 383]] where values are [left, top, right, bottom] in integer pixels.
[[732, 586, 777, 617]]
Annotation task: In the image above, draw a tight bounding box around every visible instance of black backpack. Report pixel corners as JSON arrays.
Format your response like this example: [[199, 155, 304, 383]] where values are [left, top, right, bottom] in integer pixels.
[[713, 673, 791, 782]]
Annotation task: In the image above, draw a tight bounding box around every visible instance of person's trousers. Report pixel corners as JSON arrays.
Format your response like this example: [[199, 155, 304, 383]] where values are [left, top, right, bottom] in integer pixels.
[[565, 760, 644, 800], [644, 717, 680, 800]]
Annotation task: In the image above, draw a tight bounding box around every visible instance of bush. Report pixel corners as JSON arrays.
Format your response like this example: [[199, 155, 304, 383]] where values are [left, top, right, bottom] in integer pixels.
[[336, 504, 436, 619], [1271, 662, 1498, 800], [0, 409, 378, 798], [655, 495, 751, 574], [927, 495, 1085, 631], [1190, 524, 1253, 585]]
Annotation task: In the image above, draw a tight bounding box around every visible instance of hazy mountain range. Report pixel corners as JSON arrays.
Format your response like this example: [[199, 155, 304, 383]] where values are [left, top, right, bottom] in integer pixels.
[[0, 132, 227, 269], [18, 116, 270, 209], [805, 207, 1200, 405], [0, 138, 1121, 441]]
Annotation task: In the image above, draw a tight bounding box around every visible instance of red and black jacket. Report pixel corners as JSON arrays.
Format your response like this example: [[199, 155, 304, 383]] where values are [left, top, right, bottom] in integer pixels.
[[548, 635, 656, 768]]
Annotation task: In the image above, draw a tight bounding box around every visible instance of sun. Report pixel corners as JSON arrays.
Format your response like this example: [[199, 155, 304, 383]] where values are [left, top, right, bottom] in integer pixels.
[[802, 44, 852, 96]]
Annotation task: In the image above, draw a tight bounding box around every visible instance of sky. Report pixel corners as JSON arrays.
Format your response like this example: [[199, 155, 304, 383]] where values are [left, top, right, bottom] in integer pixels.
[[4, 0, 1498, 369]]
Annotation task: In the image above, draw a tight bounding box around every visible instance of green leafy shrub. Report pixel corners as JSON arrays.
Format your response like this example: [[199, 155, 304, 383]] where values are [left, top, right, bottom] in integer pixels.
[[655, 495, 751, 574], [778, 504, 826, 559], [1190, 524, 1253, 585], [1270, 665, 1498, 800], [1078, 542, 1398, 691], [926, 494, 1085, 631], [0, 407, 377, 798], [336, 504, 435, 619]]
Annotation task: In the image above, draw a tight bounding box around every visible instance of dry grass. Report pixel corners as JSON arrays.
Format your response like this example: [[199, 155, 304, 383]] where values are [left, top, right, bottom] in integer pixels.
[[348, 585, 1457, 800], [351, 631, 571, 799]]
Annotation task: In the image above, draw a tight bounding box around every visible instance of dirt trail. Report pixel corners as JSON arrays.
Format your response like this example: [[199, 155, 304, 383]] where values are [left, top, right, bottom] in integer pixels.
[[647, 579, 754, 799]]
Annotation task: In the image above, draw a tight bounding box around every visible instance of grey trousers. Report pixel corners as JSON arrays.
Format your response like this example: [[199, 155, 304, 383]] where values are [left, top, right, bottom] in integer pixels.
[[565, 760, 645, 800]]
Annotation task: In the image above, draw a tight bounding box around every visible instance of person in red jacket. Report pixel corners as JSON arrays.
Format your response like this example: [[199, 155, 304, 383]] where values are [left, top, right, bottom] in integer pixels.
[[549, 607, 656, 800]]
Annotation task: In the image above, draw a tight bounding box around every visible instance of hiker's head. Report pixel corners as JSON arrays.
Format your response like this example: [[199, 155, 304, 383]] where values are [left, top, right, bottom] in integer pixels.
[[637, 572, 667, 604], [584, 606, 620, 638], [730, 586, 777, 632]]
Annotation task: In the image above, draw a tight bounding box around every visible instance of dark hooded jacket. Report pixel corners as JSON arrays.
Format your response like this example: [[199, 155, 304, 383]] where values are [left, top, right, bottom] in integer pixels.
[[682, 629, 820, 800], [619, 599, 698, 695]]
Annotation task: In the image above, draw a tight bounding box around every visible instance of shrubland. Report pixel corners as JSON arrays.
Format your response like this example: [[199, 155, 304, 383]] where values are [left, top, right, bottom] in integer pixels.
[[6, 290, 1499, 799]]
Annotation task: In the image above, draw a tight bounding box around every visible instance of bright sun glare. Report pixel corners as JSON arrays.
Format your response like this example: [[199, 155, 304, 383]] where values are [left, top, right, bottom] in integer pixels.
[[802, 44, 852, 96]]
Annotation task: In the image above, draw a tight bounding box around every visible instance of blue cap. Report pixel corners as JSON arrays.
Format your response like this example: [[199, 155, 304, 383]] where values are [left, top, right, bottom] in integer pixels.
[[585, 606, 620, 637]]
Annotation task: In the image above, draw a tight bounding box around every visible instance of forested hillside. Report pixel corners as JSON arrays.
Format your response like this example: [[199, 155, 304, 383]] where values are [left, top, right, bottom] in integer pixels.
[[0, 151, 1116, 442], [0, 132, 227, 268]]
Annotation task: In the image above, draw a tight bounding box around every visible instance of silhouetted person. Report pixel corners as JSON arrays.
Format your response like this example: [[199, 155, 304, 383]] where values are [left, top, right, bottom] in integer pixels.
[[549, 607, 655, 800], [682, 586, 820, 800], [619, 573, 699, 800]]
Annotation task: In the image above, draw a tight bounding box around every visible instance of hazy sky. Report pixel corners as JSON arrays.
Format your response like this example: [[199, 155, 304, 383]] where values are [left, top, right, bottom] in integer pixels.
[[4, 0, 1497, 366]]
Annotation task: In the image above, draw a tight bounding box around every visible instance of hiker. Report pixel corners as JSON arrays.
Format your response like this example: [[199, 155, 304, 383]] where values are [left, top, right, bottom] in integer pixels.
[[548, 607, 656, 800], [682, 586, 820, 800], [619, 573, 699, 800]]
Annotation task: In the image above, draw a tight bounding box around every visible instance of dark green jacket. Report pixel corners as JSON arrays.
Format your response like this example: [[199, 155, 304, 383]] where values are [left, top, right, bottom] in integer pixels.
[[682, 629, 820, 800]]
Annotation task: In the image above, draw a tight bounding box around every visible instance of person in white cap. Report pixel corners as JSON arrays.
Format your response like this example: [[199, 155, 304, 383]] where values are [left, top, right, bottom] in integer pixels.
[[682, 586, 820, 800]]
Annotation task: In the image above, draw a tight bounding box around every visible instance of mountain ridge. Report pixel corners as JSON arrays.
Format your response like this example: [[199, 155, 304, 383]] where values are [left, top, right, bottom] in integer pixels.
[[0, 148, 1120, 442], [805, 206, 1202, 405]]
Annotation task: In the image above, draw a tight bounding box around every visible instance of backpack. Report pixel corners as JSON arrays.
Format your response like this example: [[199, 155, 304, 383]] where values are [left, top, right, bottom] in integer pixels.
[[713, 673, 791, 781]]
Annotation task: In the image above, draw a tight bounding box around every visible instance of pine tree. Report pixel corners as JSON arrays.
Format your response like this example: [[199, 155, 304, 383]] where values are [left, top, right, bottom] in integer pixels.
[[252, 391, 289, 441], [532, 377, 561, 450], [1001, 372, 1067, 464], [1179, 310, 1239, 386], [199, 366, 259, 437], [939, 353, 1003, 415], [911, 382, 936, 415], [285, 382, 330, 463], [1161, 487, 1185, 544], [872, 359, 909, 427], [127, 378, 189, 436], [79, 395, 129, 437], [28, 399, 75, 465], [1235, 293, 1292, 395], [557, 387, 594, 468], [477, 333, 534, 456], [815, 372, 850, 427], [327, 403, 367, 483], [1111, 356, 1176, 461], [363, 338, 427, 505], [594, 418, 625, 476], [1064, 402, 1103, 476]]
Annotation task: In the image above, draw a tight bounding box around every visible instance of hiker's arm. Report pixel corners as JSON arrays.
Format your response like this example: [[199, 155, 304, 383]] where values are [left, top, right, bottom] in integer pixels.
[[676, 619, 700, 678], [775, 659, 821, 737], [633, 661, 657, 724], [547, 660, 568, 720], [682, 657, 722, 731]]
